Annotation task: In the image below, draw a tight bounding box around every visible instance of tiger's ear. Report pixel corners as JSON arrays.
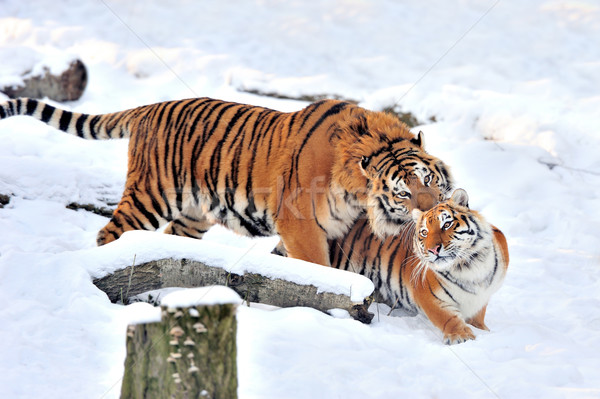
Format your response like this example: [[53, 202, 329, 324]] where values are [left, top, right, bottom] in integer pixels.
[[412, 208, 423, 222], [450, 188, 469, 208], [410, 131, 425, 149], [359, 156, 370, 176], [348, 114, 369, 137]]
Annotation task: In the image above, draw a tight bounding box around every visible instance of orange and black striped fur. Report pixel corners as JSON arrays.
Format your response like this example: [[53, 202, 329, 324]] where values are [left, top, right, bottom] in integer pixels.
[[330, 189, 509, 344], [0, 97, 452, 266]]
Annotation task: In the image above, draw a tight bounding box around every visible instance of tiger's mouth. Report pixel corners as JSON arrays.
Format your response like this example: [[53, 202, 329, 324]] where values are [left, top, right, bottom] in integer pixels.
[[421, 250, 456, 271], [430, 254, 454, 265]]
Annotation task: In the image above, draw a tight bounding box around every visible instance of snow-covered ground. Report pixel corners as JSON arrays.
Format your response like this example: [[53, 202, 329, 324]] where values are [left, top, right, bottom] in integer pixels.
[[1, 1, 600, 398]]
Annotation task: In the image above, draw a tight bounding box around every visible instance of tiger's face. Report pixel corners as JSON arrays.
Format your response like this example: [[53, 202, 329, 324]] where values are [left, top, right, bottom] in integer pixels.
[[412, 189, 486, 272], [332, 111, 453, 239], [360, 133, 453, 237]]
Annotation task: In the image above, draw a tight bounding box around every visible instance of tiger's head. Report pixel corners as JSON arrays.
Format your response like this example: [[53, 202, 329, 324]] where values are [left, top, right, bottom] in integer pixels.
[[412, 189, 491, 273], [333, 111, 453, 237]]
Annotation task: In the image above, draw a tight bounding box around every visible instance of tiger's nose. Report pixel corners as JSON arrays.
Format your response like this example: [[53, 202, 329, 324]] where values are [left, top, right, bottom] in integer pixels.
[[428, 244, 441, 256], [416, 192, 437, 211]]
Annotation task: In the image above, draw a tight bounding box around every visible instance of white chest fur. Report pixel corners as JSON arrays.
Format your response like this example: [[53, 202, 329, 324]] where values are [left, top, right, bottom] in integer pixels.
[[434, 240, 507, 320]]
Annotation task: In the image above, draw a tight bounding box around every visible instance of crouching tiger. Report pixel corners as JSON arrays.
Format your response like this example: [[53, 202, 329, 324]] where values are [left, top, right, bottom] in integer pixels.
[[330, 189, 509, 344], [0, 97, 452, 266]]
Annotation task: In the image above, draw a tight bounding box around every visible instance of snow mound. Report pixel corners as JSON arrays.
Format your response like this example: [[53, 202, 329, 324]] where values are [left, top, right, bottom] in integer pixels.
[[161, 286, 243, 308]]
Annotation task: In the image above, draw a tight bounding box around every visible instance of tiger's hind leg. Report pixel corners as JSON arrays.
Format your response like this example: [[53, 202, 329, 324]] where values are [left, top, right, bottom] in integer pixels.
[[467, 305, 490, 331], [164, 213, 215, 240], [96, 193, 169, 246]]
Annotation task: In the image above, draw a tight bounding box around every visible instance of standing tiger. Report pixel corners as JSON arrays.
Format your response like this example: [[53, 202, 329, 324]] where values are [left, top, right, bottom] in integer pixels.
[[0, 97, 452, 266], [330, 189, 509, 344]]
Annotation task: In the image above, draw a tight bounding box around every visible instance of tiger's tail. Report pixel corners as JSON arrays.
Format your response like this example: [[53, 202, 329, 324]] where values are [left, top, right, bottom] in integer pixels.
[[0, 98, 132, 139]]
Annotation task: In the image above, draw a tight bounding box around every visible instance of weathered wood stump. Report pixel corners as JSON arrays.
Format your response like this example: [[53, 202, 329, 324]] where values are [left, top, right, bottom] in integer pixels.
[[121, 286, 240, 399]]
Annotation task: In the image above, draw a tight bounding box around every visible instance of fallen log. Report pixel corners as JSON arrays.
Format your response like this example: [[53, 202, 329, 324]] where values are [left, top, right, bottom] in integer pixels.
[[66, 201, 115, 218], [1, 58, 87, 102], [93, 256, 374, 324]]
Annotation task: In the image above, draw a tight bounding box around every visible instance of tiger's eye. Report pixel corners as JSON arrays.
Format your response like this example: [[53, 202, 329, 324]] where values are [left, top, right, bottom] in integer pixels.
[[420, 229, 428, 237], [399, 191, 410, 198], [443, 221, 452, 230], [424, 175, 431, 185]]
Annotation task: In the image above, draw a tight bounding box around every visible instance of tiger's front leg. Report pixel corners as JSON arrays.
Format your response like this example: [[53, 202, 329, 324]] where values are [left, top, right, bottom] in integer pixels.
[[413, 281, 476, 345], [276, 219, 331, 266]]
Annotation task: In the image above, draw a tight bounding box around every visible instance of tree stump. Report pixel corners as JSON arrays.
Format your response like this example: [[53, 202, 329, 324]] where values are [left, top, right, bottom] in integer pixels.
[[121, 286, 240, 399]]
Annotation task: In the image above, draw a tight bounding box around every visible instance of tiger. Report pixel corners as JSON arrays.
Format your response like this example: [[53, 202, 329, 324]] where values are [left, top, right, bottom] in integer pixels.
[[0, 97, 453, 266], [329, 189, 509, 344]]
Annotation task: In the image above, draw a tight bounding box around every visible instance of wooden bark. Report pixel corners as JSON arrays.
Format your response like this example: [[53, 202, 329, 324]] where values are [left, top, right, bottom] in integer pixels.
[[121, 302, 238, 399], [66, 201, 114, 218], [93, 258, 374, 323], [236, 87, 358, 104]]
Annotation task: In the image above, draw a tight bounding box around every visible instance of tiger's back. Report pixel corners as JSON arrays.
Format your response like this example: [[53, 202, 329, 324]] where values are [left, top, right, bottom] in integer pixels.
[[0, 97, 353, 245], [1, 96, 453, 267]]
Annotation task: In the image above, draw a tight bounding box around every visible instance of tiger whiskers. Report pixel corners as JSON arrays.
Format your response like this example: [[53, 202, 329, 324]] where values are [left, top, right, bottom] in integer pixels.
[[409, 254, 429, 286], [451, 247, 476, 265], [397, 220, 416, 245]]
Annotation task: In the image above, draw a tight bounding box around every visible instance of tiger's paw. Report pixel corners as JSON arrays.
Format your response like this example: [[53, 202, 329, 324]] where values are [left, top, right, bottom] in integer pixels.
[[443, 326, 475, 345], [270, 239, 288, 257]]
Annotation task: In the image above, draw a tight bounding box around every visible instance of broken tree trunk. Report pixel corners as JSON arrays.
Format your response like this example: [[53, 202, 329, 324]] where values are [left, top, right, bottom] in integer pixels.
[[121, 287, 239, 399], [93, 257, 374, 323]]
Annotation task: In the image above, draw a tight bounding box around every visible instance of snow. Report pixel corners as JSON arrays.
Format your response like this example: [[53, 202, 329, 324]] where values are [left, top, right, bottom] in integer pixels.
[[0, 46, 79, 88], [0, 1, 599, 398], [160, 286, 243, 308]]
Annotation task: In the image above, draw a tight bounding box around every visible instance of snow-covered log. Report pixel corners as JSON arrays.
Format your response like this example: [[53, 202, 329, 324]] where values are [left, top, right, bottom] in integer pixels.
[[121, 287, 240, 399], [93, 256, 374, 323], [90, 231, 375, 323]]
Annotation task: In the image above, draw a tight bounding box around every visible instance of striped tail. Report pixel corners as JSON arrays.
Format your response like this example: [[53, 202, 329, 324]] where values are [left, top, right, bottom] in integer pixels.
[[0, 98, 131, 139]]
